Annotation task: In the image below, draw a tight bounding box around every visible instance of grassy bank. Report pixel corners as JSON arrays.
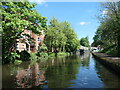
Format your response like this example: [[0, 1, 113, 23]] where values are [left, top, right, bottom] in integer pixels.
[[48, 52, 70, 57], [99, 45, 118, 56], [10, 51, 71, 65], [29, 52, 70, 61]]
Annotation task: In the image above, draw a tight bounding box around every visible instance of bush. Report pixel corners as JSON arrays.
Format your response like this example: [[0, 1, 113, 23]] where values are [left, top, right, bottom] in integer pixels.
[[57, 52, 70, 57], [20, 50, 30, 61], [14, 60, 22, 65], [48, 52, 55, 57], [99, 44, 117, 56], [36, 52, 48, 58], [3, 52, 20, 64], [30, 52, 38, 61], [57, 52, 66, 56], [39, 43, 48, 52]]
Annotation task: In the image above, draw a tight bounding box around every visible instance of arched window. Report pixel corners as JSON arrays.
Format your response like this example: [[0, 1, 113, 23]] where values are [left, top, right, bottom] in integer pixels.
[[38, 37, 40, 41]]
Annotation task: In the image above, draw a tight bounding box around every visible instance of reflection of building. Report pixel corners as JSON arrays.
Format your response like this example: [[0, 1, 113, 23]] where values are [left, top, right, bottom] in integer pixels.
[[16, 30, 45, 52], [15, 63, 46, 88]]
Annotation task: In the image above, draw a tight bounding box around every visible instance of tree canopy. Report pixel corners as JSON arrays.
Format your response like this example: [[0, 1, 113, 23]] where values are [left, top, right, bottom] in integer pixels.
[[1, 2, 47, 64], [1, 2, 80, 64], [93, 2, 120, 56], [80, 37, 90, 47], [44, 17, 80, 53]]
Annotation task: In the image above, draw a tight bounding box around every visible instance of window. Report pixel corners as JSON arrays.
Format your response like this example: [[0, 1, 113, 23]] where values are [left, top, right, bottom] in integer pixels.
[[16, 44, 19, 50], [22, 44, 24, 49], [38, 37, 40, 41]]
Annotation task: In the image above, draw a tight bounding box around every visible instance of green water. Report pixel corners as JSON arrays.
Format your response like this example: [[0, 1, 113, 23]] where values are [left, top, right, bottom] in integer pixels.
[[2, 53, 120, 88]]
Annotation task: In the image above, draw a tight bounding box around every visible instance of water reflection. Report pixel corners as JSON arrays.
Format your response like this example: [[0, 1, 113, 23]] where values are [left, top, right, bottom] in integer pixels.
[[94, 57, 120, 88], [80, 52, 90, 68], [2, 53, 120, 88], [45, 56, 81, 88], [15, 63, 47, 88]]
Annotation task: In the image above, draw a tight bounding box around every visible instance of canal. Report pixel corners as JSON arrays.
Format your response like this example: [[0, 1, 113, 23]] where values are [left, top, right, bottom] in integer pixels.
[[2, 52, 120, 88]]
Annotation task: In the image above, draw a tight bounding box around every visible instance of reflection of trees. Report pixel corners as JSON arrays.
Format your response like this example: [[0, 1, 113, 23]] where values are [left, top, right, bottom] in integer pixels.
[[2, 64, 18, 88], [80, 52, 90, 67], [45, 55, 81, 88], [3, 54, 91, 88], [15, 63, 46, 88], [94, 60, 120, 88]]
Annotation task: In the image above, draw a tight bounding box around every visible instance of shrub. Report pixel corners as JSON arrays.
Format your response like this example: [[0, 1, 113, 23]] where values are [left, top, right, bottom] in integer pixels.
[[14, 60, 22, 65], [30, 52, 38, 61], [3, 52, 20, 64], [57, 52, 70, 57], [36, 52, 48, 58], [20, 50, 30, 61], [48, 52, 55, 57], [39, 43, 48, 52]]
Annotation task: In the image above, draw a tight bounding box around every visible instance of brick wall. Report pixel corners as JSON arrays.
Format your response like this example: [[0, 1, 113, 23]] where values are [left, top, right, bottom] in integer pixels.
[[16, 30, 45, 52]]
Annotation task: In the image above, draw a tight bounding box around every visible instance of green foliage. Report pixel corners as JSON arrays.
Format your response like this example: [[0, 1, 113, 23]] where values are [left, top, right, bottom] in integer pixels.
[[20, 50, 30, 61], [99, 45, 117, 55], [80, 36, 90, 47], [30, 52, 38, 61], [57, 52, 70, 57], [2, 2, 47, 64], [36, 52, 48, 58], [36, 43, 48, 59], [3, 52, 20, 64], [44, 17, 80, 53], [47, 52, 70, 58], [39, 43, 48, 52], [14, 60, 22, 65], [93, 2, 120, 56], [92, 27, 104, 47], [48, 52, 55, 57]]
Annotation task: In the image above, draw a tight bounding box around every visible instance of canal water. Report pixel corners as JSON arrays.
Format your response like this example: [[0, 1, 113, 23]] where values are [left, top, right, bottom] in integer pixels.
[[2, 52, 120, 88]]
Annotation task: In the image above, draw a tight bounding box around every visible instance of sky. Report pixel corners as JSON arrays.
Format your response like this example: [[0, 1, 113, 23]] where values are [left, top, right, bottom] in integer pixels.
[[34, 2, 102, 44]]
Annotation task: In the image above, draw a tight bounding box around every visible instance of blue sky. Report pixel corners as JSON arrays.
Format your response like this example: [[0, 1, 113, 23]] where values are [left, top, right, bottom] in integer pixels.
[[34, 2, 101, 44]]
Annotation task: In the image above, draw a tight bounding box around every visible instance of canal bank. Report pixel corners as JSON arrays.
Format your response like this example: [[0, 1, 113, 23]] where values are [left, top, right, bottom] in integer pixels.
[[92, 52, 120, 74]]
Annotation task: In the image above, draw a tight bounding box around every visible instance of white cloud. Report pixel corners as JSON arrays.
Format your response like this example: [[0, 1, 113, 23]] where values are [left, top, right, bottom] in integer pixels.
[[79, 22, 87, 25], [29, 0, 45, 4]]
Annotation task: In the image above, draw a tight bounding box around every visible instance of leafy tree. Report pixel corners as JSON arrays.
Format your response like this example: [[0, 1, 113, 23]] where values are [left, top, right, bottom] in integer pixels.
[[60, 21, 80, 53], [80, 37, 90, 47], [93, 2, 120, 56], [44, 18, 80, 53], [1, 2, 47, 64]]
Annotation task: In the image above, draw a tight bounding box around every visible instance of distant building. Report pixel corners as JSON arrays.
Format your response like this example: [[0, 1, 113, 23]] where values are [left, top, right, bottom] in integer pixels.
[[80, 45, 89, 50], [16, 30, 45, 52]]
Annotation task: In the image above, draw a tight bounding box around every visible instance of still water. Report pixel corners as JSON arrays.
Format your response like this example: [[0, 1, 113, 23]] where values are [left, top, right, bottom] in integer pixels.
[[2, 53, 120, 88]]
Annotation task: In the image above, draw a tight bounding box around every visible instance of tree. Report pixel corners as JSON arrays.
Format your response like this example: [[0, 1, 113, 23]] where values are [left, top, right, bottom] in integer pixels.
[[93, 2, 120, 56], [1, 2, 47, 64], [44, 18, 80, 53], [44, 18, 62, 52], [80, 37, 90, 47]]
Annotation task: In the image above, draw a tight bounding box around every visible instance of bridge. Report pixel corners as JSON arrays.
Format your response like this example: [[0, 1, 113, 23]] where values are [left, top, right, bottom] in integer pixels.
[[76, 46, 98, 55]]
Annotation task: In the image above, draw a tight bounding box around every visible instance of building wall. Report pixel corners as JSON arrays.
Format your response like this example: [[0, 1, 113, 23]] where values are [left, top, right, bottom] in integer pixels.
[[16, 30, 45, 52], [16, 43, 26, 52]]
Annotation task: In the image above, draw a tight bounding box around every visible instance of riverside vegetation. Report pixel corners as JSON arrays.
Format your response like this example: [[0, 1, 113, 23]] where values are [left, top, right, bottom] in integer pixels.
[[1, 2, 80, 64], [92, 2, 120, 56]]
